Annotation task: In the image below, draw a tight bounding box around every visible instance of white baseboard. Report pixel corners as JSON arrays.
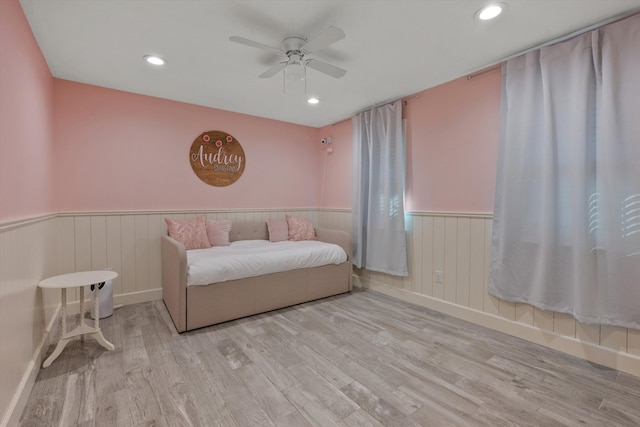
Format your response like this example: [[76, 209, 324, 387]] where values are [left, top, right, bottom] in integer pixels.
[[351, 273, 363, 289], [114, 288, 162, 306], [2, 288, 161, 427], [363, 280, 640, 378]]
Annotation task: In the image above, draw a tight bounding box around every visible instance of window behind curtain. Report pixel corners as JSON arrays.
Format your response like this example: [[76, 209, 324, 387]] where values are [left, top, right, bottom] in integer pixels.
[[489, 14, 640, 329], [352, 100, 408, 276]]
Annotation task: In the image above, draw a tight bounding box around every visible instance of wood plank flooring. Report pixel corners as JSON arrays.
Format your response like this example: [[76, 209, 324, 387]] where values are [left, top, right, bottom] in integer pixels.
[[20, 289, 640, 426]]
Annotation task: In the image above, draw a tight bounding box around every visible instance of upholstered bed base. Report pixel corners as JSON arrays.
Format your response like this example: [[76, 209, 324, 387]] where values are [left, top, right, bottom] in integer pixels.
[[161, 221, 352, 332]]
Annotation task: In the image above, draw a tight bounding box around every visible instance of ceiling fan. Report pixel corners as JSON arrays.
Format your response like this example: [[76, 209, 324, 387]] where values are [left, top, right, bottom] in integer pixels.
[[230, 26, 347, 80]]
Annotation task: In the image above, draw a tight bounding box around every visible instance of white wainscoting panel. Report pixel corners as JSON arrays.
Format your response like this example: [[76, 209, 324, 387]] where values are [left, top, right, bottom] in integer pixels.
[[0, 215, 59, 427], [317, 209, 350, 233], [56, 209, 319, 307], [318, 209, 640, 376]]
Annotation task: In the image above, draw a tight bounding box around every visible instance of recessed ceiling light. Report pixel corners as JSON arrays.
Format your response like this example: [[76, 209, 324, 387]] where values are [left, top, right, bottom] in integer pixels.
[[476, 3, 505, 21], [144, 55, 166, 66], [307, 97, 320, 104]]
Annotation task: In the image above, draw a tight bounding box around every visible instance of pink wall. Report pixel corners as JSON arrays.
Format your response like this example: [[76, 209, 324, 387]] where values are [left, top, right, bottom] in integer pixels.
[[405, 72, 500, 213], [0, 0, 55, 222], [317, 120, 352, 209], [2, 0, 499, 219], [53, 80, 321, 212], [319, 71, 500, 213]]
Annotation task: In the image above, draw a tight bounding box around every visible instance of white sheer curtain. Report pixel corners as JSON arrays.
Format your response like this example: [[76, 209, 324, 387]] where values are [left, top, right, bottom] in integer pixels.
[[490, 14, 640, 329], [352, 100, 408, 276]]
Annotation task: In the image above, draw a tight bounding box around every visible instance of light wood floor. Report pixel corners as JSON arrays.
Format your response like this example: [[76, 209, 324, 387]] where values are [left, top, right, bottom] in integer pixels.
[[20, 289, 640, 426]]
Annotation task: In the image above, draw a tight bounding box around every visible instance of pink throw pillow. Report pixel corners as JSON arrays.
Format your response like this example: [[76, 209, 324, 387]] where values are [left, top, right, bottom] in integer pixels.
[[286, 214, 317, 241], [165, 215, 211, 250], [206, 220, 232, 246], [267, 218, 289, 242]]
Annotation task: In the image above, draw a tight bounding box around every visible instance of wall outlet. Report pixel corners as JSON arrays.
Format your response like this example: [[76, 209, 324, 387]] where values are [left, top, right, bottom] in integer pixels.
[[435, 271, 443, 284]]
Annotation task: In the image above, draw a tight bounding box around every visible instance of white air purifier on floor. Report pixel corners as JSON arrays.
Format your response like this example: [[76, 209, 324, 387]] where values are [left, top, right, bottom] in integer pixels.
[[90, 276, 113, 319]]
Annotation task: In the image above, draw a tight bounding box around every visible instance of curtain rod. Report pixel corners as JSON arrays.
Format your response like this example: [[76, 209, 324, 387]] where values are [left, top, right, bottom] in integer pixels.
[[467, 65, 501, 80], [358, 98, 408, 115], [331, 97, 413, 127], [466, 8, 640, 79]]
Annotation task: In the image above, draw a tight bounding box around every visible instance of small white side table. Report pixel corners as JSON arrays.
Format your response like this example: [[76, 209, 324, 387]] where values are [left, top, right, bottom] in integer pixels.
[[39, 270, 118, 368]]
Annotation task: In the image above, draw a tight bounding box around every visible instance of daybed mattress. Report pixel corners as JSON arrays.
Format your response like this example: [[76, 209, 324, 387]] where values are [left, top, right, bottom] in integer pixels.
[[187, 239, 348, 286]]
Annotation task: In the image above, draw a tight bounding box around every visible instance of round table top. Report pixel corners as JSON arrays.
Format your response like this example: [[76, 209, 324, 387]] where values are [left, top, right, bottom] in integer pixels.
[[39, 270, 118, 289]]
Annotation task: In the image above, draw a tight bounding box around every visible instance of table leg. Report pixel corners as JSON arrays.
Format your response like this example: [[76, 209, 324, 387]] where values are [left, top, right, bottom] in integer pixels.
[[79, 285, 85, 343], [92, 330, 115, 351], [61, 288, 66, 334], [91, 283, 114, 351], [42, 288, 69, 368], [94, 282, 99, 328]]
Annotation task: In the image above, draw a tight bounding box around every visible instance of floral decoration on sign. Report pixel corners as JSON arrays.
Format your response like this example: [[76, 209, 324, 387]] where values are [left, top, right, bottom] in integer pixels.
[[189, 130, 246, 187]]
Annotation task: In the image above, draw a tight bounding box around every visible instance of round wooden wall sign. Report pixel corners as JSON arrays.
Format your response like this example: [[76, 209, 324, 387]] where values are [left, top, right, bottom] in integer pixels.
[[189, 130, 246, 187]]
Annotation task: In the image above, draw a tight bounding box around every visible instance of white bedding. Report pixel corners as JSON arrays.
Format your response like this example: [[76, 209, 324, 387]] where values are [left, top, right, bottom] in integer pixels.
[[186, 240, 348, 286]]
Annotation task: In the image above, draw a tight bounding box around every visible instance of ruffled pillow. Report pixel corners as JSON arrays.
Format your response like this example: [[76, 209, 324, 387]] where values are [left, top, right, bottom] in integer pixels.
[[267, 218, 289, 242], [165, 215, 211, 250], [206, 220, 232, 246], [286, 214, 317, 241]]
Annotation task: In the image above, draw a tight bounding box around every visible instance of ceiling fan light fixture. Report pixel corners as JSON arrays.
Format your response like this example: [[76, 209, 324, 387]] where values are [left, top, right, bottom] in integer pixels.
[[143, 55, 166, 66], [285, 64, 305, 81], [285, 55, 305, 81], [476, 3, 506, 21]]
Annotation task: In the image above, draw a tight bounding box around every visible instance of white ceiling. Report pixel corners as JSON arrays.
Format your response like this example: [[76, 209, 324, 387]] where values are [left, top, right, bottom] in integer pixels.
[[19, 0, 640, 128]]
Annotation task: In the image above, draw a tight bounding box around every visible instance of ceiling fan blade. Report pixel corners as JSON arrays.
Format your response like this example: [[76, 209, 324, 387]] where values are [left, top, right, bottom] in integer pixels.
[[259, 62, 288, 78], [301, 26, 345, 54], [305, 59, 346, 78], [229, 36, 282, 54]]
